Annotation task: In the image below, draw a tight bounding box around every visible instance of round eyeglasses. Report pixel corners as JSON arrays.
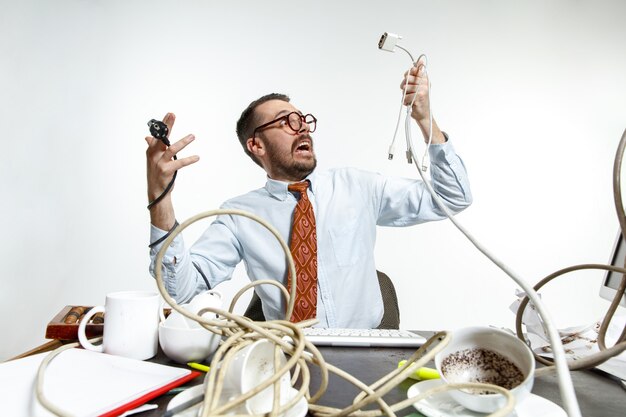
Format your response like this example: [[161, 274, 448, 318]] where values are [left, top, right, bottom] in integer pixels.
[[253, 111, 317, 137]]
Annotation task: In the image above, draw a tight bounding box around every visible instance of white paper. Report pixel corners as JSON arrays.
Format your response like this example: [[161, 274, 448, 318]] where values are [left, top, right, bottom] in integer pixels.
[[0, 348, 191, 417], [510, 292, 626, 381]]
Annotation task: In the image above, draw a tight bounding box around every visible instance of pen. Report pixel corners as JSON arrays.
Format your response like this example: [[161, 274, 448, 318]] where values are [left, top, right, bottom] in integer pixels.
[[187, 362, 210, 372], [398, 360, 440, 380], [166, 386, 190, 395]]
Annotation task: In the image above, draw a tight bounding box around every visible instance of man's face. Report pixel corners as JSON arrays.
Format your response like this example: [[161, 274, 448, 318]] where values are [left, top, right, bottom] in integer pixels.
[[251, 100, 317, 182]]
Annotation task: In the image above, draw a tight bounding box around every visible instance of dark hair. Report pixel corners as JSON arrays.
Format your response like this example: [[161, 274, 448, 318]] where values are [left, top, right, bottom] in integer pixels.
[[236, 93, 290, 167]]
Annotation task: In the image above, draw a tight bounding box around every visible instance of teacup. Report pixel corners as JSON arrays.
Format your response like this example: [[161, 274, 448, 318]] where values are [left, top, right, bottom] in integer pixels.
[[434, 326, 535, 413]]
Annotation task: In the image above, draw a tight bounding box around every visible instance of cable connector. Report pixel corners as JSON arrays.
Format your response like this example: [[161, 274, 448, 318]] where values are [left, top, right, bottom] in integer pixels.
[[378, 32, 402, 52]]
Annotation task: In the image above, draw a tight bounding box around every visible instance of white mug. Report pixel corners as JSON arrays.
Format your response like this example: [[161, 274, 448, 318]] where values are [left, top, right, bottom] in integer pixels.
[[78, 291, 160, 360]]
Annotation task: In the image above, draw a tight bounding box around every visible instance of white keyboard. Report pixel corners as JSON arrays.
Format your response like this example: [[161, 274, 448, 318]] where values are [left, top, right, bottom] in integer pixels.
[[300, 328, 426, 347]]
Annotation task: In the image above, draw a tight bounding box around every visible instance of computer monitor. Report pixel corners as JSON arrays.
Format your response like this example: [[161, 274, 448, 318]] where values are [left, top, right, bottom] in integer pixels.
[[599, 231, 626, 307]]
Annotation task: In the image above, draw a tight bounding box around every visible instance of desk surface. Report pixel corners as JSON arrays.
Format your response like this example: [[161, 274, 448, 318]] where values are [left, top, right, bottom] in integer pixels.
[[138, 344, 626, 417]]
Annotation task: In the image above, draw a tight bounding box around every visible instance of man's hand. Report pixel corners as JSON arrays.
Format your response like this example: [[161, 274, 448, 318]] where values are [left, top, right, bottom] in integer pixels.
[[145, 112, 199, 229], [400, 58, 445, 144]]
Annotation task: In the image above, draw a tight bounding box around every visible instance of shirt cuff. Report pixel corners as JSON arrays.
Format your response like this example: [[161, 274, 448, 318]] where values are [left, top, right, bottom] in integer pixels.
[[428, 135, 456, 164], [149, 224, 184, 256]]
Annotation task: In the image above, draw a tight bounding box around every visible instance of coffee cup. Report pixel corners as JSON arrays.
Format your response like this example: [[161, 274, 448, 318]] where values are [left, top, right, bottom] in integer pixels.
[[434, 326, 535, 413], [217, 340, 291, 414], [78, 291, 160, 360]]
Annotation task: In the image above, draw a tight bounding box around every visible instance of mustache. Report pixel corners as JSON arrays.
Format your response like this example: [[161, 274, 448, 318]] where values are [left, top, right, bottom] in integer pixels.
[[291, 133, 314, 151]]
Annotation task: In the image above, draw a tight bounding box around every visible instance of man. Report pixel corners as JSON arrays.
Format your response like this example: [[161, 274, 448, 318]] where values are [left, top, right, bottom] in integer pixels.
[[146, 64, 472, 328]]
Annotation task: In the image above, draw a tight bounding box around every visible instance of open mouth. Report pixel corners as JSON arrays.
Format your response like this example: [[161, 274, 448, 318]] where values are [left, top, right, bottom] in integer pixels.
[[294, 140, 312, 154]]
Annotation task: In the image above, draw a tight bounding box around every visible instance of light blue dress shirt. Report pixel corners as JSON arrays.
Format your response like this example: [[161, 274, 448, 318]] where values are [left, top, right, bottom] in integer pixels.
[[149, 141, 472, 328]]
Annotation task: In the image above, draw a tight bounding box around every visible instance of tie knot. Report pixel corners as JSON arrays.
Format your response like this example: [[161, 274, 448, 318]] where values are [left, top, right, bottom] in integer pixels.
[[288, 181, 309, 194]]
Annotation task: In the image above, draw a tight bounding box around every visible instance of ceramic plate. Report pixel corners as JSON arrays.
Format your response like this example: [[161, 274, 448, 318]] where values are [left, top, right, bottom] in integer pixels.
[[407, 379, 567, 417], [166, 385, 307, 417]]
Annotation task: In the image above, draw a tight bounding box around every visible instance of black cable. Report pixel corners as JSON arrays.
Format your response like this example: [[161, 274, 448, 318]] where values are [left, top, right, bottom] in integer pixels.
[[147, 119, 177, 209], [148, 220, 179, 249]]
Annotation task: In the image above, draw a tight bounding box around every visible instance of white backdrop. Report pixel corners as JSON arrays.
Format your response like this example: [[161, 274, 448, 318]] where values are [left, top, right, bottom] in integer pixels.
[[2, 0, 625, 361]]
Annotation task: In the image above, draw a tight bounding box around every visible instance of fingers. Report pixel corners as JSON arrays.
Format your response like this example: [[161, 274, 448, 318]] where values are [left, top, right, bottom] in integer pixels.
[[400, 62, 430, 105], [163, 112, 176, 138], [400, 65, 428, 90], [414, 55, 427, 71], [172, 154, 200, 170], [146, 133, 199, 177], [163, 134, 196, 160], [146, 132, 199, 193], [145, 112, 195, 163], [146, 132, 194, 156]]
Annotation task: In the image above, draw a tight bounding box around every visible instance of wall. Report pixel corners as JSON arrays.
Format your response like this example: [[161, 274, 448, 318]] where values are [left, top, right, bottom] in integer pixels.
[[2, 0, 625, 360]]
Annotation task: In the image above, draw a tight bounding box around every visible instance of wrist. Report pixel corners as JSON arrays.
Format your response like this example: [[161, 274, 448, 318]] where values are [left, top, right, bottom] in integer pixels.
[[412, 112, 431, 130], [149, 197, 176, 231]]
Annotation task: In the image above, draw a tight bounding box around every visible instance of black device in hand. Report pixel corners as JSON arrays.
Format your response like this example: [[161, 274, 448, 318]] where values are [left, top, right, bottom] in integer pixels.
[[148, 119, 171, 145], [147, 118, 177, 210]]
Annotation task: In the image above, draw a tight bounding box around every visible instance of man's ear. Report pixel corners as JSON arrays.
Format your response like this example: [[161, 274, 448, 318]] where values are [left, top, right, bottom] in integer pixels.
[[247, 137, 266, 157]]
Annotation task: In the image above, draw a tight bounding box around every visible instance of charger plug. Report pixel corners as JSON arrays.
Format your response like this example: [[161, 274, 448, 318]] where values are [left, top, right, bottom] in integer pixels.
[[378, 32, 402, 52]]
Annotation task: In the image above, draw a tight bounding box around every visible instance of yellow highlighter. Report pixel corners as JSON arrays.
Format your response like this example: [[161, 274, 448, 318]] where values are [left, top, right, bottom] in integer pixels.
[[398, 360, 440, 380], [187, 362, 210, 372]]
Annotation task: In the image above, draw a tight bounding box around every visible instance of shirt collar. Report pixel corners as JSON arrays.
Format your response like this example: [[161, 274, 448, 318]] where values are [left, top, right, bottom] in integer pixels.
[[265, 171, 317, 201]]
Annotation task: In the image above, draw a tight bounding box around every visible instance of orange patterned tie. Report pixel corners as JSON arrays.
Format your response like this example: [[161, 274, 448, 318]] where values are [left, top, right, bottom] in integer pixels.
[[287, 181, 318, 322]]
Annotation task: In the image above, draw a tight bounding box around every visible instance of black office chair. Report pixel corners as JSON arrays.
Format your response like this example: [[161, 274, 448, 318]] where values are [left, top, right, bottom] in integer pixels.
[[243, 270, 400, 329]]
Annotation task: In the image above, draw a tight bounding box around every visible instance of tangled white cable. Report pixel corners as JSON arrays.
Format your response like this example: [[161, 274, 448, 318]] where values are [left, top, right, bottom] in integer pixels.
[[36, 208, 519, 417]]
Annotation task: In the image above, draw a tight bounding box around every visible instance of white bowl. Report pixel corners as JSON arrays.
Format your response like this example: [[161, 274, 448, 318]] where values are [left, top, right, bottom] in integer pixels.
[[161, 299, 221, 330], [434, 326, 535, 413], [158, 323, 220, 364]]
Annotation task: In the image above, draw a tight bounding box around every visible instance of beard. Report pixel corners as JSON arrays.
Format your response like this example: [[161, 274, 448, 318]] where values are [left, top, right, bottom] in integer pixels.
[[264, 134, 317, 181]]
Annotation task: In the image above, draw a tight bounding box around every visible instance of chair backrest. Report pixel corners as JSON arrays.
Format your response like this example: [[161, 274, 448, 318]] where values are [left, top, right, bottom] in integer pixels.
[[243, 270, 400, 329], [375, 270, 400, 329]]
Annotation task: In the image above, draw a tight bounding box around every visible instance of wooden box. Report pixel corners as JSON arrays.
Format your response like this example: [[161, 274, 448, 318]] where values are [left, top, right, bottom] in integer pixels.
[[45, 306, 103, 340], [45, 306, 172, 340]]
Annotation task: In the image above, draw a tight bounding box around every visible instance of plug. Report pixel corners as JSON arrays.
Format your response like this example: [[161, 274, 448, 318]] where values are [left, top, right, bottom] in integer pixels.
[[378, 32, 402, 52]]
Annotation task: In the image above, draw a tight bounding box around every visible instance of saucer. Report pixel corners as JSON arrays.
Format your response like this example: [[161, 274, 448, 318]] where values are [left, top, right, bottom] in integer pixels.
[[407, 379, 566, 417], [167, 385, 308, 417]]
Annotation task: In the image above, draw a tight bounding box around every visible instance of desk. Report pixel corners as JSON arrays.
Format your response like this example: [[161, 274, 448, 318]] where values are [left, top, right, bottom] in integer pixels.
[[17, 341, 625, 416], [138, 345, 625, 417]]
